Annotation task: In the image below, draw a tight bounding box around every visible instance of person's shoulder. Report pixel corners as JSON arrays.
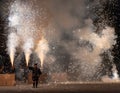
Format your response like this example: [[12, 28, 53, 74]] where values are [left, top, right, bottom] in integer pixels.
[[37, 68, 41, 71], [37, 68, 40, 70]]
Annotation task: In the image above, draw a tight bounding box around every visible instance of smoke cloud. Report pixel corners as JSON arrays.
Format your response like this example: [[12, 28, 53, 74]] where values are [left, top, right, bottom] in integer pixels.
[[43, 0, 116, 81]]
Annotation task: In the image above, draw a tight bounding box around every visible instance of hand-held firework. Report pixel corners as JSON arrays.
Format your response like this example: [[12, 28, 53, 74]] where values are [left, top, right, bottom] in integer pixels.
[[7, 0, 49, 67], [35, 37, 49, 68], [7, 33, 19, 66], [23, 38, 34, 66]]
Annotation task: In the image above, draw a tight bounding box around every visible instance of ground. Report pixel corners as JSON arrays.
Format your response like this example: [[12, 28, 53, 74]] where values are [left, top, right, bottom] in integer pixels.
[[0, 82, 120, 93]]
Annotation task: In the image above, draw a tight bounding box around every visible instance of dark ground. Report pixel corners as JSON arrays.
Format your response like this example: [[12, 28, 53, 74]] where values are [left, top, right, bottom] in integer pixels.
[[0, 82, 120, 93]]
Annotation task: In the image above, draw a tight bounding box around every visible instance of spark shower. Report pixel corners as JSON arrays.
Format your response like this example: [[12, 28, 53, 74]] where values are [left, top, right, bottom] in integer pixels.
[[6, 0, 117, 81], [7, 0, 49, 67]]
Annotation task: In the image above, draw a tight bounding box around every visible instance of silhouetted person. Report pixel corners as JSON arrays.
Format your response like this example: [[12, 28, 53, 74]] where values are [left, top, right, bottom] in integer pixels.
[[29, 64, 42, 88]]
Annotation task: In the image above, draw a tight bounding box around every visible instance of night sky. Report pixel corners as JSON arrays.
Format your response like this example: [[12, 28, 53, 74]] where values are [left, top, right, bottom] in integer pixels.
[[0, 0, 120, 78]]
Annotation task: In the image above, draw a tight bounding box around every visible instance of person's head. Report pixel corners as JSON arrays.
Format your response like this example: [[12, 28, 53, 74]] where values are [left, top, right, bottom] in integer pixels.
[[34, 63, 37, 68]]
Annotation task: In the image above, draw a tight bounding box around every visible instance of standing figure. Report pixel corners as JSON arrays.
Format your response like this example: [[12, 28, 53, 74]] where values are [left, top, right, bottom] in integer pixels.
[[29, 63, 42, 88]]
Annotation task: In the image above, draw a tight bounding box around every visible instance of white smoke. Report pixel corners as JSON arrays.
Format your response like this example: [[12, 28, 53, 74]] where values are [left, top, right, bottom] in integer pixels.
[[75, 26, 116, 63], [71, 19, 116, 80], [90, 27, 116, 50]]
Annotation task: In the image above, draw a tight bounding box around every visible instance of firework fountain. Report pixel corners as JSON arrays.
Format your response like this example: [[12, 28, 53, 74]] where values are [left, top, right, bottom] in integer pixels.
[[23, 38, 34, 66], [6, 0, 119, 82], [7, 32, 19, 66], [7, 0, 49, 67], [35, 37, 49, 68]]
